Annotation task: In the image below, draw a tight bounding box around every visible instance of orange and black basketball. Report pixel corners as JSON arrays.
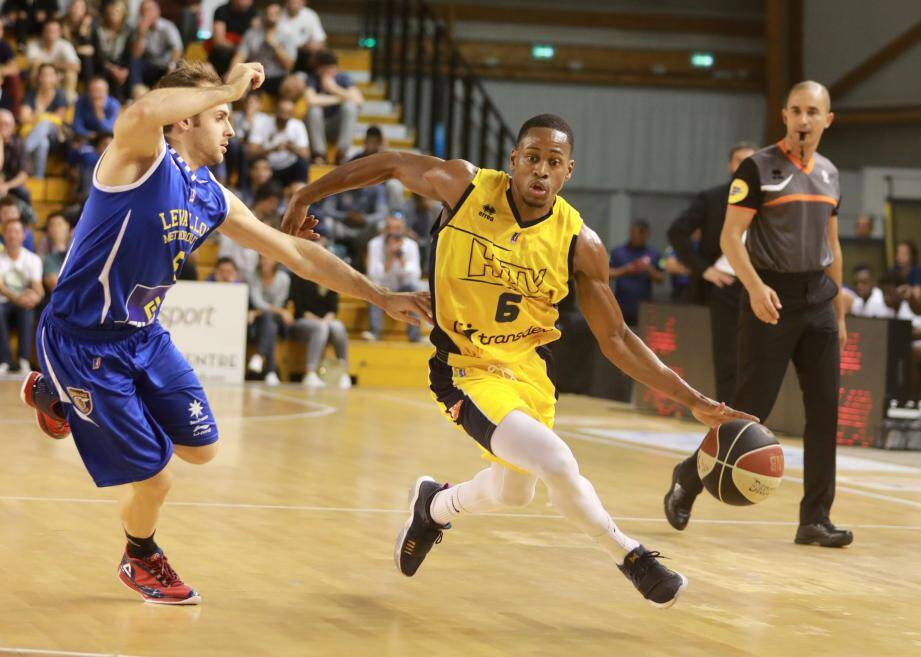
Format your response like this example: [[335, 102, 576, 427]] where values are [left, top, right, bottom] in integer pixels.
[[696, 420, 784, 506]]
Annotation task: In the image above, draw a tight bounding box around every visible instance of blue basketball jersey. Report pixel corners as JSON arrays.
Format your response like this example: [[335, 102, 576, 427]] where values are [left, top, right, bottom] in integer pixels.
[[50, 142, 230, 333]]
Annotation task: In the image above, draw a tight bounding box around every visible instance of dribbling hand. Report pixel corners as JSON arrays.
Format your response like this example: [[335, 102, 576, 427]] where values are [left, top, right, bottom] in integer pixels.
[[691, 398, 759, 429], [225, 62, 265, 102]]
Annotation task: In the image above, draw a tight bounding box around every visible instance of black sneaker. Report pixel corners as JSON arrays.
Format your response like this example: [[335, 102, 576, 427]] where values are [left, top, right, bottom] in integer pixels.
[[618, 545, 688, 608], [663, 463, 697, 531], [794, 519, 854, 548], [394, 476, 450, 577]]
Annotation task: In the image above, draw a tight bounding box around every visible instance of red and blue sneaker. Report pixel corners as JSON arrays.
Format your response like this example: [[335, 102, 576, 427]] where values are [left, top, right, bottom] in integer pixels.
[[20, 371, 70, 440], [118, 549, 201, 605]]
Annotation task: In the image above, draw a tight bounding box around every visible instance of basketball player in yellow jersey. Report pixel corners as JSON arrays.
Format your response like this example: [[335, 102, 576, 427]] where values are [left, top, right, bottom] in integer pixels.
[[283, 114, 755, 608]]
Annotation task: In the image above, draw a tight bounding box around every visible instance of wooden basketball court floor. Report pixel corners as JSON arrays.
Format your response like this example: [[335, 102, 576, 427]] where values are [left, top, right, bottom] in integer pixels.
[[1, 379, 920, 657]]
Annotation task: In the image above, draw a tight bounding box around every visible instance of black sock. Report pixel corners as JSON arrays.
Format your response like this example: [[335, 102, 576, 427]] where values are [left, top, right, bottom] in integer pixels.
[[125, 530, 159, 559]]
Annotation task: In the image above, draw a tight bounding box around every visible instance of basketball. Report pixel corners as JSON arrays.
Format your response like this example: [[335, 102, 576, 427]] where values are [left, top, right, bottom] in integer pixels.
[[697, 420, 784, 506]]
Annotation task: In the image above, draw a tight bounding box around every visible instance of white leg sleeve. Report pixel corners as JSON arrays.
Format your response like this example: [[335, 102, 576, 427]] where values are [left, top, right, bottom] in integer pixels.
[[491, 411, 640, 563], [430, 462, 537, 525]]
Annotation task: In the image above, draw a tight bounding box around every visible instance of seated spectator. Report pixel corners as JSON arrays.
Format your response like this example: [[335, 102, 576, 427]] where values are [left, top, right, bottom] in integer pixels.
[[306, 49, 363, 164], [216, 183, 282, 278], [73, 76, 121, 139], [889, 240, 921, 287], [62, 0, 96, 84], [2, 0, 56, 44], [609, 219, 663, 326], [350, 125, 403, 210], [289, 233, 350, 388], [26, 19, 81, 98], [231, 2, 296, 97], [70, 131, 113, 199], [206, 255, 240, 282], [39, 211, 70, 292], [401, 192, 438, 240], [846, 265, 887, 317], [0, 22, 23, 116], [854, 214, 875, 240], [0, 217, 43, 373], [130, 0, 183, 89], [209, 0, 257, 77], [0, 196, 36, 252], [278, 0, 326, 73], [217, 90, 262, 188], [364, 214, 422, 342], [247, 255, 292, 385], [321, 182, 387, 265], [0, 109, 31, 205], [235, 154, 273, 206], [94, 0, 133, 101], [19, 63, 70, 179], [247, 97, 309, 186]]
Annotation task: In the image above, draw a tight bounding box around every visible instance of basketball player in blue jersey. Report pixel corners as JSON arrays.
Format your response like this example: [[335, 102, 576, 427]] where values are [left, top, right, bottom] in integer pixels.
[[18, 61, 430, 605]]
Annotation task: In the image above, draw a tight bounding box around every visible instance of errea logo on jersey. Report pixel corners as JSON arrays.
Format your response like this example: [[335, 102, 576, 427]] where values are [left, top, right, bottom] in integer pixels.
[[478, 204, 496, 221]]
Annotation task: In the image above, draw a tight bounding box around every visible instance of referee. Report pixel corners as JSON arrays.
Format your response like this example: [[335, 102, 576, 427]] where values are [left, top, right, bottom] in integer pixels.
[[667, 142, 756, 402], [664, 81, 853, 547]]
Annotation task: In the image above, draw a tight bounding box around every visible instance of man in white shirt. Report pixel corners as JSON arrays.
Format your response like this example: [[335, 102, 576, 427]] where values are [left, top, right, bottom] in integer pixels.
[[0, 218, 43, 373], [846, 265, 888, 318], [25, 19, 81, 97], [247, 97, 310, 185], [277, 0, 326, 71], [364, 214, 423, 342]]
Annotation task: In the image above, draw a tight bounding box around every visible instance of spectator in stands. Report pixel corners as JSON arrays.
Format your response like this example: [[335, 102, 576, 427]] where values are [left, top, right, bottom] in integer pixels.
[[2, 0, 56, 44], [206, 256, 240, 282], [854, 214, 875, 240], [289, 231, 351, 388], [0, 217, 42, 373], [130, 0, 183, 89], [231, 2, 296, 97], [889, 240, 921, 286], [62, 0, 96, 84], [0, 196, 36, 252], [94, 0, 133, 101], [247, 97, 309, 186], [20, 63, 69, 179], [350, 125, 403, 210], [401, 193, 439, 271], [247, 254, 292, 385], [208, 0, 257, 77], [251, 181, 283, 226], [364, 214, 422, 342], [306, 49, 363, 164], [609, 219, 663, 326], [662, 242, 693, 302], [0, 109, 31, 205], [846, 264, 887, 317], [217, 183, 282, 278], [320, 179, 387, 265], [0, 22, 23, 115], [38, 211, 70, 292], [26, 18, 81, 98], [70, 131, 112, 199], [278, 0, 326, 73], [73, 76, 121, 139], [235, 154, 273, 206]]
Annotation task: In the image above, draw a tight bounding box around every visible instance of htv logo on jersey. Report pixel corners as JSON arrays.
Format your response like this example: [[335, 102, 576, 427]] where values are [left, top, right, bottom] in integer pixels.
[[467, 237, 546, 295]]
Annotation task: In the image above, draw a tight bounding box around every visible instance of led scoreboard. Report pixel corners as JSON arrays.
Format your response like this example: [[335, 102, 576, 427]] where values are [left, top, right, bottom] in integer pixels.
[[633, 303, 912, 447]]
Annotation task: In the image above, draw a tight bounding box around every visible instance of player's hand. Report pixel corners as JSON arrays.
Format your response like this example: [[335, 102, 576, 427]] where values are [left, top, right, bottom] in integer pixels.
[[750, 282, 781, 324], [691, 398, 759, 429], [224, 62, 265, 102], [703, 266, 735, 288], [280, 202, 321, 241], [381, 290, 432, 327]]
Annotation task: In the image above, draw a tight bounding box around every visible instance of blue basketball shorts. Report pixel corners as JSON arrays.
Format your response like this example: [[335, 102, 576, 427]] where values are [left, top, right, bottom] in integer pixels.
[[36, 310, 219, 487]]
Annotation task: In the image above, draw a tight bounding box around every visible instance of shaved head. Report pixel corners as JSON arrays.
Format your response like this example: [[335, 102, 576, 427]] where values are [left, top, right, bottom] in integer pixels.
[[785, 80, 831, 112]]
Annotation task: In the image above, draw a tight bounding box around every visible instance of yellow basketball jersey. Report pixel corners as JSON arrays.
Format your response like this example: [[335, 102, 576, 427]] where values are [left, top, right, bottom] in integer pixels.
[[430, 168, 584, 365]]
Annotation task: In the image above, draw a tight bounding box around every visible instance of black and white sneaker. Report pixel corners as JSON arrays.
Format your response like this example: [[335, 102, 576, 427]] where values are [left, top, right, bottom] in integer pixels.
[[618, 545, 688, 609], [394, 475, 450, 577]]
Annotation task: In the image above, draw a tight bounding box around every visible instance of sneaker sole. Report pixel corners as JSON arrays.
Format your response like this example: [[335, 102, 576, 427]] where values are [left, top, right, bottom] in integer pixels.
[[794, 535, 854, 548], [117, 571, 202, 605], [647, 573, 688, 609], [393, 475, 434, 577], [21, 372, 70, 440]]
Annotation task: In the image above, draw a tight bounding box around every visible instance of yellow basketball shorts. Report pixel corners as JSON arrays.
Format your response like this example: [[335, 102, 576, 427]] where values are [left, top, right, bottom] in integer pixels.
[[428, 348, 557, 469]]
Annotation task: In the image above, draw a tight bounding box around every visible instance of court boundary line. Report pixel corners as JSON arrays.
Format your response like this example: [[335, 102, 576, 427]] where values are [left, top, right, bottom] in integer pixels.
[[0, 648, 152, 657]]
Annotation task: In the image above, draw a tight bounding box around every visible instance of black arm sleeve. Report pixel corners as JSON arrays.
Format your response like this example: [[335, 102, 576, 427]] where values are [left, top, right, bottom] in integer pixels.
[[668, 191, 711, 275], [728, 157, 762, 211]]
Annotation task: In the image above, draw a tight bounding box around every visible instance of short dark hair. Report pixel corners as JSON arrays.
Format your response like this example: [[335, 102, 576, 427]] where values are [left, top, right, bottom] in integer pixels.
[[46, 210, 68, 225], [729, 141, 758, 161], [365, 125, 383, 141], [215, 256, 237, 270], [516, 114, 574, 152], [852, 263, 871, 276], [254, 182, 283, 204], [878, 270, 903, 287], [314, 49, 338, 68], [0, 195, 19, 209], [154, 60, 221, 90], [631, 218, 650, 231]]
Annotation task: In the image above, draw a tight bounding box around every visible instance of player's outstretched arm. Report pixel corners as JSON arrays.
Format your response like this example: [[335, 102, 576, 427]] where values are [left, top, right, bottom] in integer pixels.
[[219, 190, 432, 326], [281, 152, 475, 238], [100, 63, 266, 186], [572, 225, 757, 429]]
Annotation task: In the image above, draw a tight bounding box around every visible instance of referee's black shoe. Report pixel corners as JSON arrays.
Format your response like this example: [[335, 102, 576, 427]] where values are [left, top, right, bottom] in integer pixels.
[[663, 463, 697, 531], [794, 519, 854, 548], [394, 476, 450, 576], [618, 545, 688, 609]]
